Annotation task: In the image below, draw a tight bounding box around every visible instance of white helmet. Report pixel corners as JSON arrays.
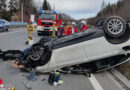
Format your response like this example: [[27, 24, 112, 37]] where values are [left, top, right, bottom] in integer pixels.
[[67, 22, 71, 24], [71, 22, 76, 25], [81, 20, 86, 25]]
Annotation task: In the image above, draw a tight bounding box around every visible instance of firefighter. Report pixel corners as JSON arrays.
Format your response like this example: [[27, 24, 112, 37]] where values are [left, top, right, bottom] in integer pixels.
[[80, 20, 87, 31], [25, 20, 34, 44], [13, 40, 34, 69], [52, 22, 57, 38], [66, 22, 71, 31], [59, 22, 66, 37], [66, 22, 78, 35]]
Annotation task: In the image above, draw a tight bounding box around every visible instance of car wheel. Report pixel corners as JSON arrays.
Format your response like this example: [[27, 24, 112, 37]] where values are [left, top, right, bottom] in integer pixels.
[[104, 16, 126, 38], [1, 28, 4, 32], [0, 28, 2, 32], [6, 27, 9, 31], [28, 45, 44, 61], [6, 28, 8, 32]]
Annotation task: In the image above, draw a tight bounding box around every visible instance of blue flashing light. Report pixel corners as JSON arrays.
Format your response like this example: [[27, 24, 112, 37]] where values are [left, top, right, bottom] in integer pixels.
[[53, 10, 57, 14], [39, 10, 43, 14]]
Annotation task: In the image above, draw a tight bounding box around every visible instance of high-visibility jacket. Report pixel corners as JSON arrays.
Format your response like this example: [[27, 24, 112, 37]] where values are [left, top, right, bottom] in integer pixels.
[[80, 25, 87, 31], [52, 24, 56, 38], [26, 24, 34, 31], [0, 78, 3, 85], [66, 27, 78, 35], [59, 26, 66, 36]]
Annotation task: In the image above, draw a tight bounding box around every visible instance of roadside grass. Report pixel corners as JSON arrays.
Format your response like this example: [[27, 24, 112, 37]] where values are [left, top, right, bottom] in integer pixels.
[[118, 61, 130, 80]]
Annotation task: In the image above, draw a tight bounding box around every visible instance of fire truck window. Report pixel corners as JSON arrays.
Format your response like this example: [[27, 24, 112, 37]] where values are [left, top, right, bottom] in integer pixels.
[[40, 14, 56, 20]]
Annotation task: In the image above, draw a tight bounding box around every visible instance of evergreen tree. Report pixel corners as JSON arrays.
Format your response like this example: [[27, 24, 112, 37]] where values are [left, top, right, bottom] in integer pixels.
[[0, 0, 7, 18], [42, 0, 51, 10], [8, 0, 19, 20], [101, 0, 106, 11], [0, 0, 6, 9], [8, 0, 18, 15]]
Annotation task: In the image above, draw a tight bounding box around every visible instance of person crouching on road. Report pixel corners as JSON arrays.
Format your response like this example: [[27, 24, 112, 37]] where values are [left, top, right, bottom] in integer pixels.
[[66, 22, 78, 35], [25, 20, 34, 44], [52, 22, 57, 38], [13, 40, 34, 69], [80, 20, 87, 31]]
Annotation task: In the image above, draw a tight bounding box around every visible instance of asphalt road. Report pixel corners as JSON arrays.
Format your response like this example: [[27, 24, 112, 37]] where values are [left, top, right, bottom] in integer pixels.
[[0, 28, 127, 90]]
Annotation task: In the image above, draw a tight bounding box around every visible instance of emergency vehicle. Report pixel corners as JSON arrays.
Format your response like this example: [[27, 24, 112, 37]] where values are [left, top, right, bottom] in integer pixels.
[[37, 10, 62, 36]]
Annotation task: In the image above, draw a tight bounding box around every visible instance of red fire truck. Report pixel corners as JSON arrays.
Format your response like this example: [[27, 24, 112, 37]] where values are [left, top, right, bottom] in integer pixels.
[[37, 10, 62, 36]]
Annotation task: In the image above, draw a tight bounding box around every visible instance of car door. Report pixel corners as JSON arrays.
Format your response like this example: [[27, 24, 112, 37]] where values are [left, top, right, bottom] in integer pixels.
[[53, 35, 88, 68], [82, 36, 120, 62], [2, 21, 6, 30]]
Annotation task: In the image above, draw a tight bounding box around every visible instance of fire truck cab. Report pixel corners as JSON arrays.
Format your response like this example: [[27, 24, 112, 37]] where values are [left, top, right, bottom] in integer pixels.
[[37, 10, 62, 36]]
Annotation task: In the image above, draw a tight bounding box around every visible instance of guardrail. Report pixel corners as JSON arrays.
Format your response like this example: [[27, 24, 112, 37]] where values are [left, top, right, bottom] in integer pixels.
[[9, 22, 27, 26], [9, 22, 27, 28]]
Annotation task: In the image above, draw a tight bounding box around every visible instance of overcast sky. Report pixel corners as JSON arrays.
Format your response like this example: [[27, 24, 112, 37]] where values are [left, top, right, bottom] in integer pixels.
[[34, 0, 119, 19]]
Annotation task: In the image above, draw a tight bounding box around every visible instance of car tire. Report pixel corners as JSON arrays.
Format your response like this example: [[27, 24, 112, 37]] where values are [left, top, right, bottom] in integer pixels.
[[0, 28, 2, 32], [104, 16, 126, 38], [6, 28, 8, 32], [1, 28, 4, 32], [28, 45, 44, 62]]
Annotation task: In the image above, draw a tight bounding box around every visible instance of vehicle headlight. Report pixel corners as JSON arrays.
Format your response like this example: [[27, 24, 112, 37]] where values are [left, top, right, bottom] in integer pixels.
[[37, 26, 43, 30]]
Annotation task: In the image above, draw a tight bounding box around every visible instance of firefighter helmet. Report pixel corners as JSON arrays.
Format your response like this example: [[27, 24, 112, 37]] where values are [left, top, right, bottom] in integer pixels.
[[71, 22, 76, 25], [81, 20, 86, 25]]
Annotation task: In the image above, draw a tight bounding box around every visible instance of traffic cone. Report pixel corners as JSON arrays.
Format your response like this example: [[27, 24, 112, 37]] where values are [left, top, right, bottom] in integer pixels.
[[0, 78, 4, 88], [27, 68, 37, 81]]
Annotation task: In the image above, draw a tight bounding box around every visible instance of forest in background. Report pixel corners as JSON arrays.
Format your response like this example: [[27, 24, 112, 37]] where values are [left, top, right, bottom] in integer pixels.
[[88, 0, 130, 25]]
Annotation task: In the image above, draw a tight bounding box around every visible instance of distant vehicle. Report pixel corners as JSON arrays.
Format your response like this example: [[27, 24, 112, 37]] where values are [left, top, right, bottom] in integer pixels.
[[37, 10, 62, 36], [0, 19, 9, 32], [32, 22, 37, 28], [1, 16, 130, 74]]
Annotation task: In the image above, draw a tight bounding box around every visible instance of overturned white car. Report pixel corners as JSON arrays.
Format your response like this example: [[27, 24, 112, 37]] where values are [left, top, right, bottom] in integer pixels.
[[1, 16, 130, 73]]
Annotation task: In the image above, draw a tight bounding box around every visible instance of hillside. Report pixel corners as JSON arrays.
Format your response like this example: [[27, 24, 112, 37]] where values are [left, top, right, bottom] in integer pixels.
[[97, 0, 130, 20], [88, 0, 130, 25]]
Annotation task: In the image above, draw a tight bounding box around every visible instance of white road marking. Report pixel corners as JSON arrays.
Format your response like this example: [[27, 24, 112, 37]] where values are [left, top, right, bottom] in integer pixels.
[[0, 30, 25, 36], [105, 71, 125, 90], [89, 74, 103, 90]]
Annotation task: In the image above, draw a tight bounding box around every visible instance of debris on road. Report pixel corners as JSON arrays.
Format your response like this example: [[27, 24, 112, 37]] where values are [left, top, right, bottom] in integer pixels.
[[23, 81, 32, 90], [0, 49, 22, 61], [48, 71, 63, 86], [27, 68, 37, 81], [41, 78, 46, 81], [10, 86, 15, 90]]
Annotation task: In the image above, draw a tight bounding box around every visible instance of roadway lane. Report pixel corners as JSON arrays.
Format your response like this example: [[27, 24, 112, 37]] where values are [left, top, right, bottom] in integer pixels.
[[0, 28, 125, 90], [0, 28, 41, 50]]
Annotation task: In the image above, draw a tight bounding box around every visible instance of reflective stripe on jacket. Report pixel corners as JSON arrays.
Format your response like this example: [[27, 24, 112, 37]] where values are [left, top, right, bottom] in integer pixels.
[[26, 24, 34, 31]]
